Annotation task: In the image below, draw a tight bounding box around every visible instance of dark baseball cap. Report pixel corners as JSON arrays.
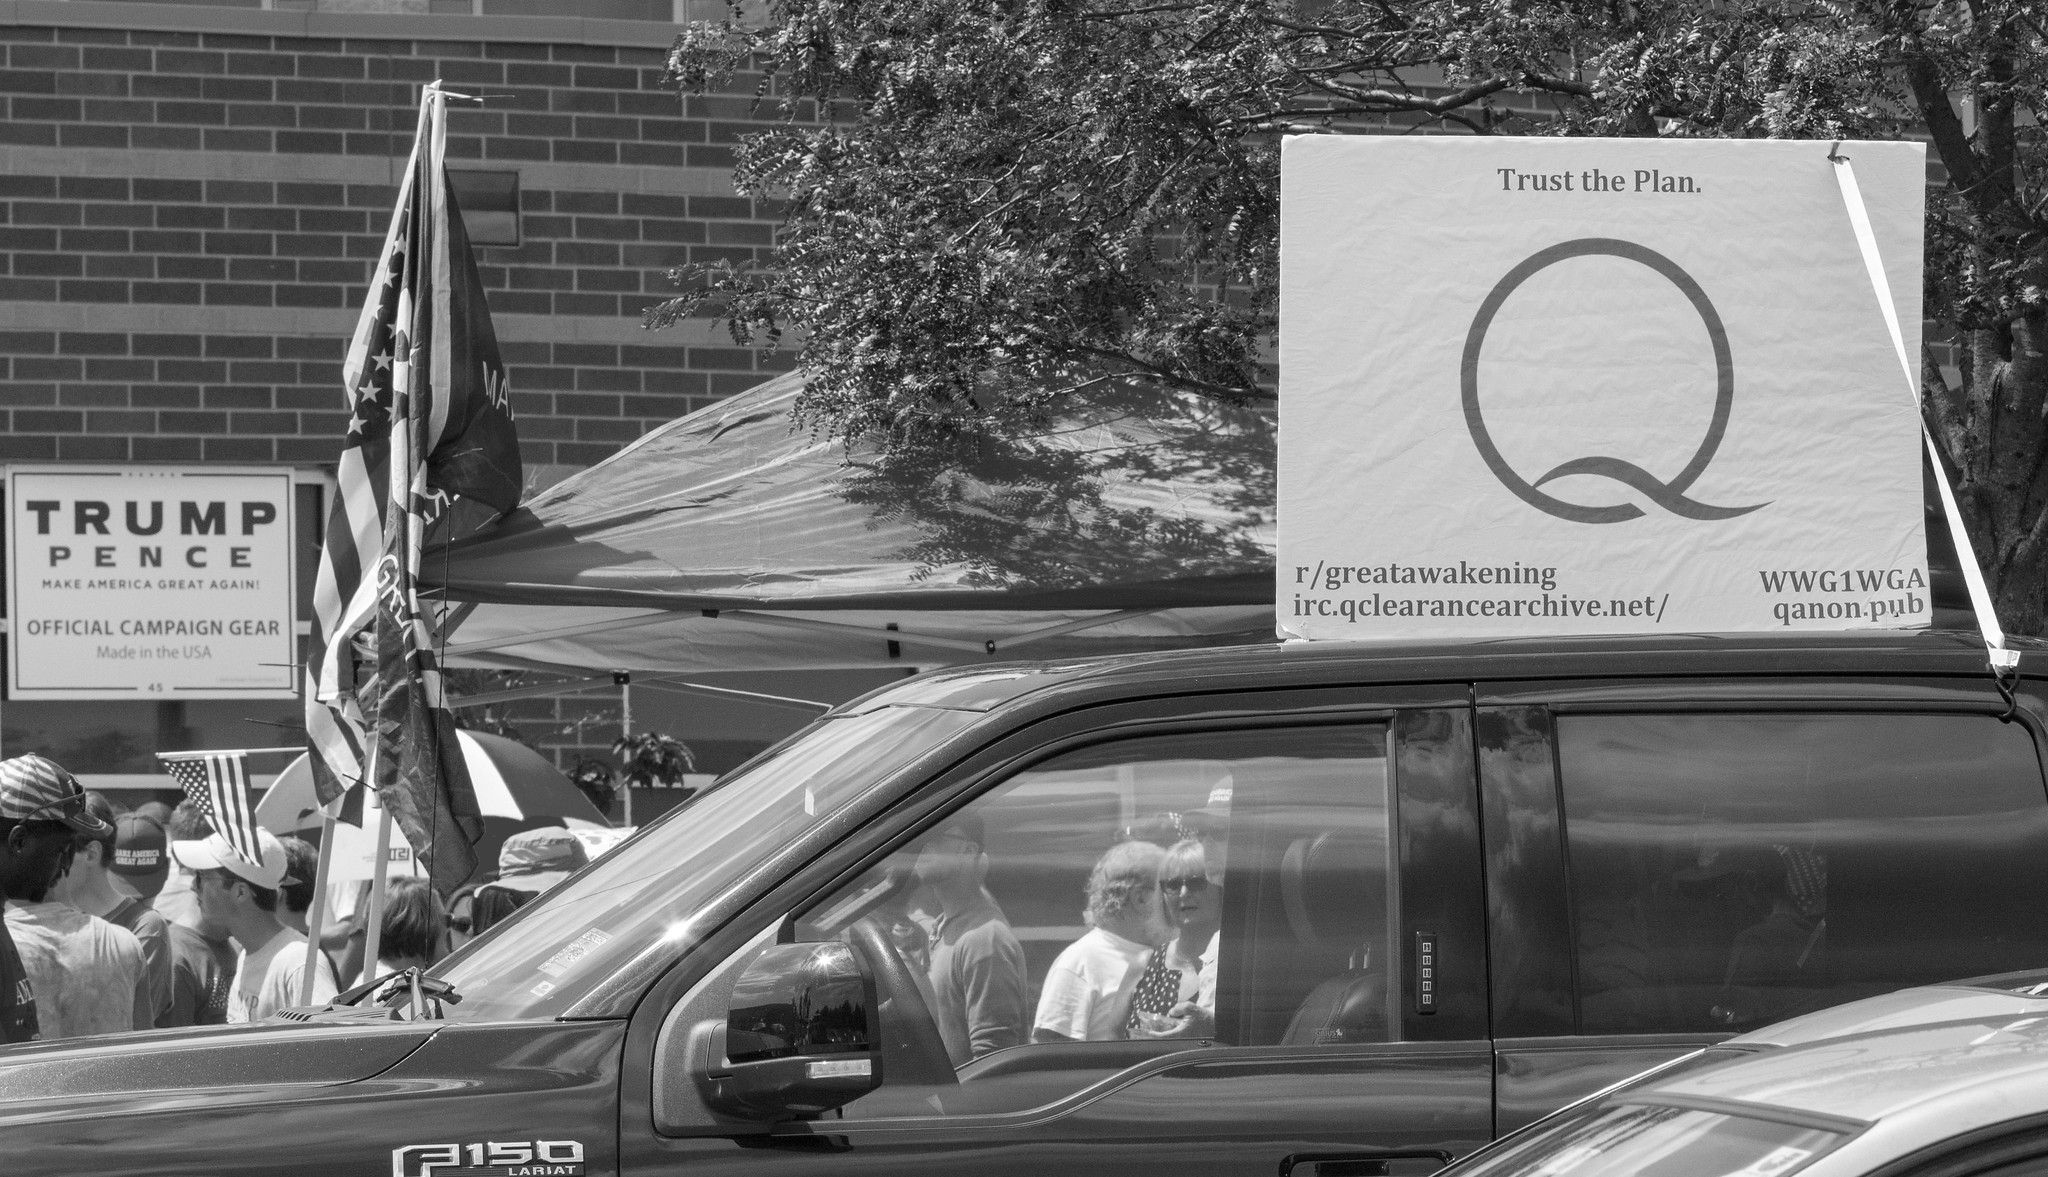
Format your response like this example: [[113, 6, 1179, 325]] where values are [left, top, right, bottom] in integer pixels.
[[110, 813, 170, 897]]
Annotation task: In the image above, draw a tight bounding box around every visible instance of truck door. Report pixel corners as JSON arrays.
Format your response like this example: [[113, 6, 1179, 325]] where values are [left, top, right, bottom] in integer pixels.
[[621, 687, 1490, 1177], [1479, 675, 2048, 1133]]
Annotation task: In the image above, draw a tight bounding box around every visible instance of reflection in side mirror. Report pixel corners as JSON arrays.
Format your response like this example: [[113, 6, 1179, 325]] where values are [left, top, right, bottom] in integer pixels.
[[707, 940, 882, 1119]]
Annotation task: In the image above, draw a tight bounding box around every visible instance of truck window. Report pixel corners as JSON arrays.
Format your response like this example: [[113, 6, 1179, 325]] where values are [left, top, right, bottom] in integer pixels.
[[431, 703, 979, 1022], [1559, 712, 2048, 1035], [792, 723, 1395, 1119]]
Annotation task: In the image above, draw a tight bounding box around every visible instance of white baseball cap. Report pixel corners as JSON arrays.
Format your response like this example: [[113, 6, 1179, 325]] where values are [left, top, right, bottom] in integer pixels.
[[170, 828, 290, 891]]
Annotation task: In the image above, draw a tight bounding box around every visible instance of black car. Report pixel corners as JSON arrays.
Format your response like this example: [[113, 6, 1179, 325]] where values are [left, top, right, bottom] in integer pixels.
[[6, 630, 2048, 1177]]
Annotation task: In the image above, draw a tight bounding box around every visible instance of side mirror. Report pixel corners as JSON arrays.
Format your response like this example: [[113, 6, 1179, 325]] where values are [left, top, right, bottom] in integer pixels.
[[702, 940, 882, 1119]]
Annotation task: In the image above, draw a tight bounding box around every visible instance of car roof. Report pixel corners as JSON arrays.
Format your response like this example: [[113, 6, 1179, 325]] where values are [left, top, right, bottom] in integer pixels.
[[843, 628, 2035, 714], [1731, 975, 2048, 1050], [1642, 1014, 2048, 1128]]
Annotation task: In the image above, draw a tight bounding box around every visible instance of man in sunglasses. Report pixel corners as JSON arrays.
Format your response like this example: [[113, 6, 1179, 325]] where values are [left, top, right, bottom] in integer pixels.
[[172, 827, 338, 1023], [0, 753, 147, 1041]]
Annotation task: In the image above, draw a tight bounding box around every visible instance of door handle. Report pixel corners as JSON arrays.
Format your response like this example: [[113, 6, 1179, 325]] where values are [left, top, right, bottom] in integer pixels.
[[1283, 1152, 1449, 1177]]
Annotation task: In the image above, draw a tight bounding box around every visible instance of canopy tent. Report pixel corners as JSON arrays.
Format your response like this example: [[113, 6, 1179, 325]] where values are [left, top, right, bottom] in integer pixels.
[[428, 372, 1277, 674]]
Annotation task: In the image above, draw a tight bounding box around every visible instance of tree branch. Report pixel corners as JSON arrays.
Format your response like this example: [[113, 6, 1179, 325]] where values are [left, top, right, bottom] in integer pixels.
[[1305, 76, 1514, 113], [1258, 14, 1378, 39], [1020, 328, 1271, 401], [1520, 72, 1595, 99], [1899, 44, 1985, 203], [1076, 4, 1199, 19]]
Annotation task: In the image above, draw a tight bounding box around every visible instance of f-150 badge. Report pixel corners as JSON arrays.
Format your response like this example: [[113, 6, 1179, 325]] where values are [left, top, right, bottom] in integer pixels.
[[391, 1140, 585, 1177]]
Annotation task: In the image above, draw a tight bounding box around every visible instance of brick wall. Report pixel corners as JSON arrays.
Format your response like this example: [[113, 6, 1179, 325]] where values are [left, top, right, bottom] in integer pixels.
[[0, 2, 794, 469]]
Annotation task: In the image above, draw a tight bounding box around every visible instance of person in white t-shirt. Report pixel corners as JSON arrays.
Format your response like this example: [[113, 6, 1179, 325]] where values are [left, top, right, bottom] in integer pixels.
[[0, 754, 146, 1040], [1032, 840, 1168, 1043], [4, 898, 148, 1038], [171, 828, 338, 1023], [49, 797, 172, 1028]]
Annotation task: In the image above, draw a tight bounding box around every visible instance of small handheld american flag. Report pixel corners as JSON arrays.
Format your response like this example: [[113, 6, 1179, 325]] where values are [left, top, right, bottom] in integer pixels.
[[158, 752, 263, 870]]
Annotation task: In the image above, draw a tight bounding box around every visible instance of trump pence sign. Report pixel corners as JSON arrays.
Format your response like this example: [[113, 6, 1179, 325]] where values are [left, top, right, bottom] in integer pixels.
[[7, 466, 297, 699], [1278, 137, 1929, 640]]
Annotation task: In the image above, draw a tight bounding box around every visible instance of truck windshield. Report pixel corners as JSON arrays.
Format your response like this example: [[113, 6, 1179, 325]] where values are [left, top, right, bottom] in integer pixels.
[[429, 703, 980, 1021]]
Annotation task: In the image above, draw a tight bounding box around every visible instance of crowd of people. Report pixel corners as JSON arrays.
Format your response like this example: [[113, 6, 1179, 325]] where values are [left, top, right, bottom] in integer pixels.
[[0, 752, 489, 1045], [892, 812, 1227, 1066]]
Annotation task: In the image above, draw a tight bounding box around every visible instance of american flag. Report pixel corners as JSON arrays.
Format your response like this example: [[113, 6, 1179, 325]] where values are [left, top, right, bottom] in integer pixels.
[[304, 82, 520, 841], [301, 116, 414, 810], [157, 753, 262, 870]]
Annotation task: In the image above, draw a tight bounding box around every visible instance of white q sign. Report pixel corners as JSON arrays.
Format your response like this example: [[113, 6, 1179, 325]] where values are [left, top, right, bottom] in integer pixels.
[[1278, 137, 1931, 640]]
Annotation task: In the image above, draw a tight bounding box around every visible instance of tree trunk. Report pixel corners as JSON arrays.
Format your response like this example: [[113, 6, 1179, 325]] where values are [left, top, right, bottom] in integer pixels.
[[1966, 313, 2048, 636], [1907, 17, 2048, 635]]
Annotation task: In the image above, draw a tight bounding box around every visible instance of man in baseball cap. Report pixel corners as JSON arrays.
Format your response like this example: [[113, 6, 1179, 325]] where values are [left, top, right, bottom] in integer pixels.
[[0, 753, 103, 1044], [0, 754, 111, 839], [48, 797, 171, 1028], [0, 756, 146, 1040], [173, 827, 335, 1022], [489, 827, 588, 896], [465, 828, 590, 940], [0, 753, 111, 914], [109, 814, 170, 903]]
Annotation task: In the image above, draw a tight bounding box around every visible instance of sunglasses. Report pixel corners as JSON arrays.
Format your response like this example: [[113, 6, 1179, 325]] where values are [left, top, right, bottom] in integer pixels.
[[1159, 874, 1212, 895], [21, 790, 87, 826]]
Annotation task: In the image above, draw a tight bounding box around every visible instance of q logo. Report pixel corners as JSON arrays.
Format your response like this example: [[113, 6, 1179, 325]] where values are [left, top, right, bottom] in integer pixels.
[[1461, 238, 1767, 524]]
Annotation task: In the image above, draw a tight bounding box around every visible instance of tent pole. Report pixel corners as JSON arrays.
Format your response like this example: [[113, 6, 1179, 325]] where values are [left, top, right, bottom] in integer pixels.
[[297, 807, 339, 1005], [713, 607, 1169, 655], [621, 681, 632, 826], [360, 802, 393, 983], [988, 607, 1165, 651], [453, 671, 828, 712], [444, 609, 675, 658], [718, 610, 994, 653], [630, 679, 830, 713]]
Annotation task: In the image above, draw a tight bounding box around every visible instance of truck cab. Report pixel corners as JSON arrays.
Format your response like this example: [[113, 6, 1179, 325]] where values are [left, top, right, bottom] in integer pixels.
[[7, 630, 2048, 1177]]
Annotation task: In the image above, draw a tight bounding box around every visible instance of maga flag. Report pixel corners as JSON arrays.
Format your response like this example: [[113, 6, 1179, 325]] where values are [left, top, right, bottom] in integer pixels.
[[307, 82, 515, 887]]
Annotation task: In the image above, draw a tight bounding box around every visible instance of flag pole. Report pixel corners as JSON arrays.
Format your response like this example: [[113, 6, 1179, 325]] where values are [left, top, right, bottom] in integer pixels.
[[158, 747, 308, 761], [360, 789, 394, 982], [297, 806, 339, 1005], [354, 75, 426, 975]]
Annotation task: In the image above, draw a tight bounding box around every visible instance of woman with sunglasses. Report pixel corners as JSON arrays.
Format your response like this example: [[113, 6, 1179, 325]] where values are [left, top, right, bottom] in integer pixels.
[[1126, 839, 1221, 1040]]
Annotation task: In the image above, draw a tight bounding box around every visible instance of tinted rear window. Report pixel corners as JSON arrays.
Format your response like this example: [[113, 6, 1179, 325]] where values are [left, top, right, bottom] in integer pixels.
[[1560, 713, 2048, 1034]]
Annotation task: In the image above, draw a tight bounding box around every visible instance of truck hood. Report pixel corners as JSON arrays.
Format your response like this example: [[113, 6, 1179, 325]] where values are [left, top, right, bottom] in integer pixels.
[[0, 1019, 437, 1113]]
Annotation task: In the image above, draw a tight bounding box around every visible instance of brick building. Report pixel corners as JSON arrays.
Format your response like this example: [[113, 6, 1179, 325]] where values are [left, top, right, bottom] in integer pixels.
[[0, 0, 892, 811]]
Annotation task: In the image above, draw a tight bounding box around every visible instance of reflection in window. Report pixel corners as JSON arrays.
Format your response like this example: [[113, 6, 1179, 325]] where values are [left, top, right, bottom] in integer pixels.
[[1455, 1101, 1849, 1177], [1560, 713, 2048, 1034], [794, 724, 1395, 1116]]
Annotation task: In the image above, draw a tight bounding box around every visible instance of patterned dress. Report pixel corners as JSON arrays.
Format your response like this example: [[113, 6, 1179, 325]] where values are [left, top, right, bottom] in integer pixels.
[[1123, 943, 1201, 1036]]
